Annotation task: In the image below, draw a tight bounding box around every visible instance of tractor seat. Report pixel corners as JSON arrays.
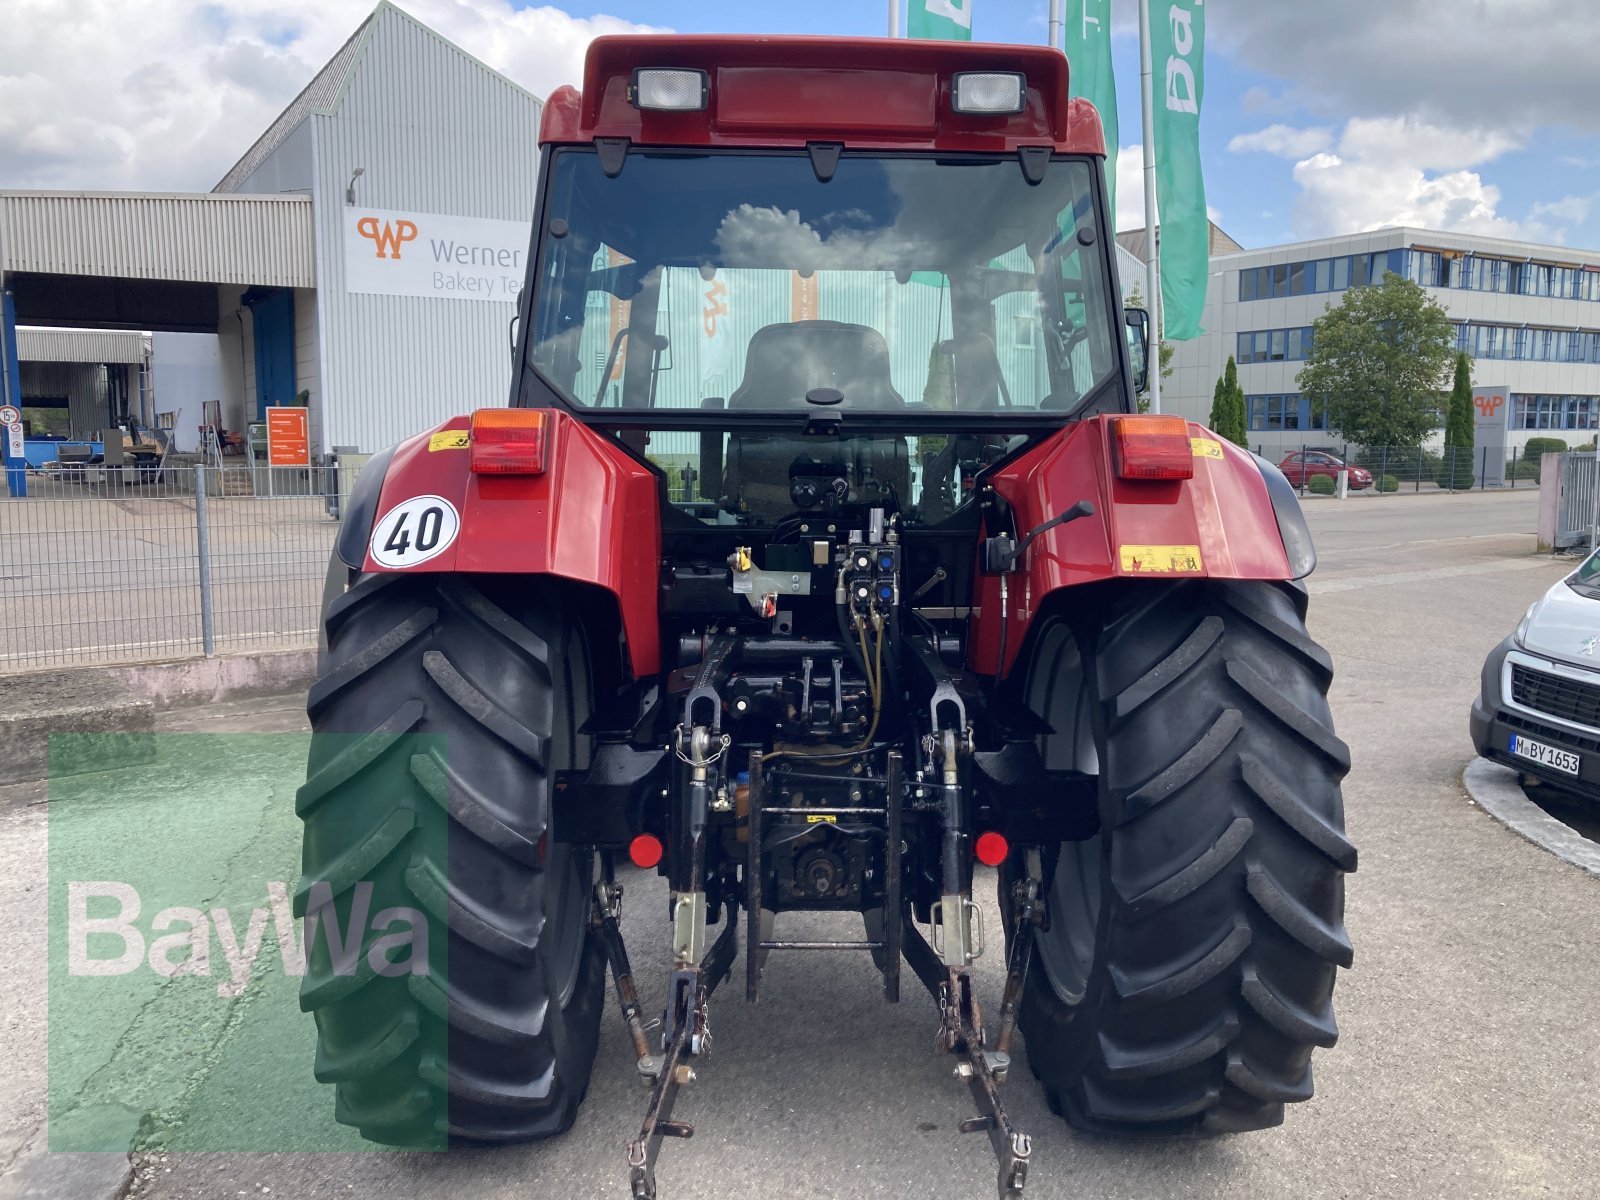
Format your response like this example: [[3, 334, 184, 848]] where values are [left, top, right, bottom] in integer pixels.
[[723, 321, 909, 519], [728, 320, 904, 410]]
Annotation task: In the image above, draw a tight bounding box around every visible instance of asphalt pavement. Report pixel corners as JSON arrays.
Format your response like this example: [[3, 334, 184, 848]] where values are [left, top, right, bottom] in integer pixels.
[[4, 488, 1598, 1200]]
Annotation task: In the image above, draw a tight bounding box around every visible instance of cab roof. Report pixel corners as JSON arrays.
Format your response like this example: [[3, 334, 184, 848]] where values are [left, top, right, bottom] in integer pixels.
[[539, 34, 1105, 156]]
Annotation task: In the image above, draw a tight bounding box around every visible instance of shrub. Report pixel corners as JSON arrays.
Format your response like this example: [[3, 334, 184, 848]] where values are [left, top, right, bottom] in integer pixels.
[[1522, 436, 1569, 462], [1354, 445, 1440, 484], [1508, 459, 1541, 481], [1377, 475, 1400, 493], [1308, 474, 1336, 495]]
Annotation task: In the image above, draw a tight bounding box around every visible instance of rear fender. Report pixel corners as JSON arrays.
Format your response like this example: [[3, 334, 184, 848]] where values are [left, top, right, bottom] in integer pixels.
[[972, 415, 1307, 676], [337, 410, 662, 676]]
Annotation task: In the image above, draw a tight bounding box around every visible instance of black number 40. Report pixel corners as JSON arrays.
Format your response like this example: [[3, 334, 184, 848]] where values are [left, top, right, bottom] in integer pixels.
[[384, 505, 445, 557]]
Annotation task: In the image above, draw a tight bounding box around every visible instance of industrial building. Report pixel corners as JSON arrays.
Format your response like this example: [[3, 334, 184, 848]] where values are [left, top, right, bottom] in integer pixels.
[[0, 2, 539, 472], [1158, 226, 1600, 474]]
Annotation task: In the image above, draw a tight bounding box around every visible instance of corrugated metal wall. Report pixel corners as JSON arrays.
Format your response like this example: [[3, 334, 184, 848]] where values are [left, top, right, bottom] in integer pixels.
[[0, 192, 314, 287], [16, 328, 146, 364], [313, 9, 542, 452], [18, 361, 106, 437]]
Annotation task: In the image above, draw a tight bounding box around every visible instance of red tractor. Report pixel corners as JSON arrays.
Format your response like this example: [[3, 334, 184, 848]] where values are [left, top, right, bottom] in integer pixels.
[[299, 35, 1353, 1199]]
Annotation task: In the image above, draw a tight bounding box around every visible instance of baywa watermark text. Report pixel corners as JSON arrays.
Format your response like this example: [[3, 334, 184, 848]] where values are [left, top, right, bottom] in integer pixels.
[[67, 881, 429, 997]]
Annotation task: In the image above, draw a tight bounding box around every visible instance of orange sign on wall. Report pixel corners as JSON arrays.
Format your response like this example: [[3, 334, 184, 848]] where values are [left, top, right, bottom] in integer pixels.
[[266, 407, 310, 466]]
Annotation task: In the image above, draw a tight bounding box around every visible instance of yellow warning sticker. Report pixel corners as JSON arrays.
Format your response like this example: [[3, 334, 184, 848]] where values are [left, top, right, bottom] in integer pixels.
[[1191, 437, 1224, 459], [1119, 545, 1204, 574], [428, 430, 470, 452], [804, 814, 838, 825]]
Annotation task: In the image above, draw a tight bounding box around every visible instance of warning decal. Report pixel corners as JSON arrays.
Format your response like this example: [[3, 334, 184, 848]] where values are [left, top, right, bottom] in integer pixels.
[[1119, 545, 1204, 574]]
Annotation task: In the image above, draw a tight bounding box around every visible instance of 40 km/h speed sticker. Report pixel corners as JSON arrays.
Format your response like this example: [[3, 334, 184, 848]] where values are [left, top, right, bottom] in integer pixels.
[[370, 495, 460, 568]]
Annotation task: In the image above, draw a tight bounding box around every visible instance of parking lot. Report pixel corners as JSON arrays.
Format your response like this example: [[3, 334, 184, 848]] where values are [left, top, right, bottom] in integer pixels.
[[3, 489, 1596, 1200]]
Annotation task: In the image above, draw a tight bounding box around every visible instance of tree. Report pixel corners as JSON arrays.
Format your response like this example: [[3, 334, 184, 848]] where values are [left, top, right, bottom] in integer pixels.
[[1208, 356, 1247, 446], [1223, 356, 1247, 446], [1296, 273, 1455, 448], [1439, 351, 1475, 490], [1210, 372, 1228, 434]]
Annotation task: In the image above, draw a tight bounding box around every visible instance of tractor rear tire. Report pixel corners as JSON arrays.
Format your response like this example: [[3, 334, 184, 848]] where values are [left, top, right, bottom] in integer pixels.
[[1010, 580, 1355, 1135], [297, 573, 607, 1144]]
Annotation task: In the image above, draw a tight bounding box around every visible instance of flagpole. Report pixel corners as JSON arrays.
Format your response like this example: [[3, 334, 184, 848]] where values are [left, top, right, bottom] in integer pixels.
[[1138, 0, 1163, 414], [1047, 0, 1062, 48], [888, 0, 899, 37]]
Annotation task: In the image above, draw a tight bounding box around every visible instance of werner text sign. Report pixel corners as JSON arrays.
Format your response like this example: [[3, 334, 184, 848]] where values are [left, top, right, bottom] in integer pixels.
[[344, 208, 531, 303]]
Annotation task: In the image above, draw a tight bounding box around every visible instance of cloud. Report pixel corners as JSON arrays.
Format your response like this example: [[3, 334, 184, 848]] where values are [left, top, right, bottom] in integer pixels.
[[1114, 146, 1146, 233], [1239, 86, 1294, 117], [1283, 119, 1588, 244], [1530, 196, 1593, 226], [0, 1, 667, 192], [1213, 0, 1600, 135], [1228, 124, 1334, 159], [1335, 117, 1519, 172]]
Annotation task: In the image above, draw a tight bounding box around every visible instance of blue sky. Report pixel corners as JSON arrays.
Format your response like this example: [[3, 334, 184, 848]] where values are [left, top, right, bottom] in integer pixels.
[[6, 1, 1597, 252]]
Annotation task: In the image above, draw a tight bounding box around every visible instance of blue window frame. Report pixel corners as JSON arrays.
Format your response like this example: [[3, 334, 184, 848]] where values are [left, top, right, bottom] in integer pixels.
[[1245, 393, 1330, 432]]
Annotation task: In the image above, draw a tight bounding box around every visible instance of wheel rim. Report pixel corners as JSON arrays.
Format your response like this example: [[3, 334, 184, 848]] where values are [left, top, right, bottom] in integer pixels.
[[544, 844, 589, 1009], [1024, 622, 1103, 1010]]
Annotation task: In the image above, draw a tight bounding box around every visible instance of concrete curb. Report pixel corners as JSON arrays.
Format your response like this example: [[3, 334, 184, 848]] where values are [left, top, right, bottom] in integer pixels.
[[1463, 757, 1600, 878], [0, 1142, 133, 1200], [0, 649, 315, 785], [104, 647, 315, 710]]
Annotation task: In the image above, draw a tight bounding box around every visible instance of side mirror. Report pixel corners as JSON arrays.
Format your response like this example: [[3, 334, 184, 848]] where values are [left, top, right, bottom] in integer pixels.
[[508, 312, 520, 364], [1124, 306, 1150, 396]]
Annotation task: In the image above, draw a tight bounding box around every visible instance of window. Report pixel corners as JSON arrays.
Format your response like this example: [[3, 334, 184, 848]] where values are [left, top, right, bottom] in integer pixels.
[[1245, 393, 1327, 432], [1511, 394, 1600, 430], [530, 149, 1118, 416]]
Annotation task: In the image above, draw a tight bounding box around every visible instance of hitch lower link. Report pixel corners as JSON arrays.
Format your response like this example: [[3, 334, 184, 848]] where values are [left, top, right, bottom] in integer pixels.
[[597, 723, 1043, 1199]]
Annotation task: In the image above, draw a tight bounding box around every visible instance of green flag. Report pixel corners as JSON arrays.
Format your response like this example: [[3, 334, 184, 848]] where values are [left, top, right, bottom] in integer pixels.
[[1150, 0, 1207, 339], [907, 0, 972, 40], [1064, 2, 1118, 226]]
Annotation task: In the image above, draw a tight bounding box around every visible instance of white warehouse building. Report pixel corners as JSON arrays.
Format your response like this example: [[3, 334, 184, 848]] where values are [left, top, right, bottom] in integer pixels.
[[1161, 226, 1600, 476], [0, 2, 539, 466]]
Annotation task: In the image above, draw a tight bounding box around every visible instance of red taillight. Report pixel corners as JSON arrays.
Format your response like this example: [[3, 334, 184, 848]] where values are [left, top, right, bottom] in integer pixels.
[[470, 408, 550, 474], [628, 834, 664, 869], [974, 831, 1009, 867], [1111, 415, 1195, 481]]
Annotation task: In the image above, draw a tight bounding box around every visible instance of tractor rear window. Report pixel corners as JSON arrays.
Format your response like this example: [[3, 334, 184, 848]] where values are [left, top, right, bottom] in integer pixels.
[[526, 149, 1118, 419]]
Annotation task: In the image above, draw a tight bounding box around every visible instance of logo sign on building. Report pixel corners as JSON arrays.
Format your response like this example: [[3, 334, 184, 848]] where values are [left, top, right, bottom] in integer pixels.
[[344, 208, 532, 303], [1472, 386, 1508, 428], [266, 407, 309, 467], [1472, 386, 1509, 488]]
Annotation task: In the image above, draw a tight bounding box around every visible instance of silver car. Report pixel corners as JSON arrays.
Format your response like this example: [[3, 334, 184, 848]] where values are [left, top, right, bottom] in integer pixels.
[[1471, 547, 1600, 799]]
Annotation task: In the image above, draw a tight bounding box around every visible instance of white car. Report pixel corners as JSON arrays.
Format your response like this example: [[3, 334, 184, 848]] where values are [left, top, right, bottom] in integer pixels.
[[1471, 546, 1600, 799]]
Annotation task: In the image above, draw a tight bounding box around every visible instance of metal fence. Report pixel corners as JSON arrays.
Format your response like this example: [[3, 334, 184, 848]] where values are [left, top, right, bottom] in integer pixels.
[[1253, 442, 1555, 496], [0, 463, 351, 674], [1555, 451, 1599, 550]]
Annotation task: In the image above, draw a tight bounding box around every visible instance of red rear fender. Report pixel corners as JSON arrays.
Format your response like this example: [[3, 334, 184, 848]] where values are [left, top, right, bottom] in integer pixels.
[[360, 410, 662, 676], [971, 416, 1296, 676]]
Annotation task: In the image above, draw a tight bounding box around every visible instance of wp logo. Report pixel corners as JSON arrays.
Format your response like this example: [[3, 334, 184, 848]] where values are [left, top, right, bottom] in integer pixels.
[[1475, 393, 1505, 419], [357, 216, 419, 260]]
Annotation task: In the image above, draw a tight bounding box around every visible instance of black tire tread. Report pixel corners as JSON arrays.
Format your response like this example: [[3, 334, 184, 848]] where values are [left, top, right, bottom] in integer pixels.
[[299, 574, 605, 1144], [1018, 580, 1353, 1137]]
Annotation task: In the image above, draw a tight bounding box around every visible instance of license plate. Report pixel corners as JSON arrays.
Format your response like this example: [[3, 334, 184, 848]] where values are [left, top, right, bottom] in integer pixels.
[[1510, 734, 1582, 776]]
